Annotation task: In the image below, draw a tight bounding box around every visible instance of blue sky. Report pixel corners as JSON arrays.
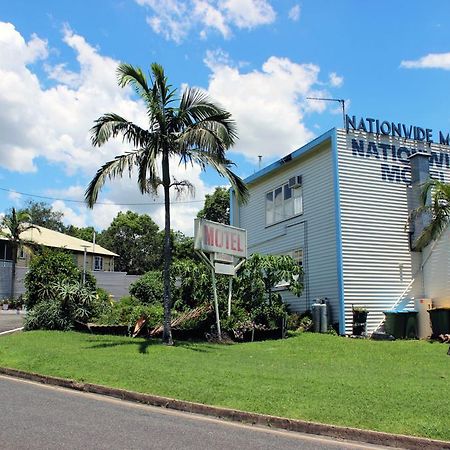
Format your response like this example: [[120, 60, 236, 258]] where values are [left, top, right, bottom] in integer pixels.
[[1, 0, 449, 235]]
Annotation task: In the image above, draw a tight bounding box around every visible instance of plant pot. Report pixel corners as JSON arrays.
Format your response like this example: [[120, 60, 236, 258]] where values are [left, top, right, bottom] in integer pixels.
[[352, 311, 368, 336]]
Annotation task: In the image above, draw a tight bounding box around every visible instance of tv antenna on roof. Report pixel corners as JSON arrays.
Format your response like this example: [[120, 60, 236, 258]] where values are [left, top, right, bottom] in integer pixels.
[[306, 97, 346, 129]]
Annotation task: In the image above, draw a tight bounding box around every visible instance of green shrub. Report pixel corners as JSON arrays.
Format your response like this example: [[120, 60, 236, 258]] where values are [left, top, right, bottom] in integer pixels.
[[24, 300, 72, 331], [25, 248, 96, 310], [96, 288, 111, 304], [24, 276, 99, 331], [96, 296, 141, 326], [171, 259, 228, 310], [128, 304, 164, 329], [129, 271, 163, 304]]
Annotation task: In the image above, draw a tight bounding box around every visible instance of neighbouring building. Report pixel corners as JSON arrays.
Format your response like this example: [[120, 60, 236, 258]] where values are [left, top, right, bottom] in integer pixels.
[[231, 117, 450, 334], [0, 225, 139, 299]]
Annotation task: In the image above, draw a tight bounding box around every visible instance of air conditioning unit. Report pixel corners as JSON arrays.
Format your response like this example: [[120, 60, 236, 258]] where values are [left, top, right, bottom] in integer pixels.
[[288, 175, 302, 189]]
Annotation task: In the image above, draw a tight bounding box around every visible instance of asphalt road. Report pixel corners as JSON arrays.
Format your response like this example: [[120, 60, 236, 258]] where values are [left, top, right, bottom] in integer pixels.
[[0, 376, 395, 450], [0, 310, 24, 333]]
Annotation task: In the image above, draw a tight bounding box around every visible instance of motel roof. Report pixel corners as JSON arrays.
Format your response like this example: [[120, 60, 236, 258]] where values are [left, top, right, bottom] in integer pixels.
[[244, 128, 335, 185]]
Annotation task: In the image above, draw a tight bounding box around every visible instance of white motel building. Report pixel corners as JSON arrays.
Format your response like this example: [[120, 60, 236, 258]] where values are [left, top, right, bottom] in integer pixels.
[[230, 116, 450, 334]]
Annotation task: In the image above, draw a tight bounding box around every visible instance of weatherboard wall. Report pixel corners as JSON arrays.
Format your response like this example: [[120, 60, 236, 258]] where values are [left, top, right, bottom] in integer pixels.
[[234, 139, 340, 324], [336, 128, 450, 333]]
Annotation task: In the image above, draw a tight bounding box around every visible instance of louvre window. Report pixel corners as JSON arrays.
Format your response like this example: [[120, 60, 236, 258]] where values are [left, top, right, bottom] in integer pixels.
[[265, 178, 303, 225]]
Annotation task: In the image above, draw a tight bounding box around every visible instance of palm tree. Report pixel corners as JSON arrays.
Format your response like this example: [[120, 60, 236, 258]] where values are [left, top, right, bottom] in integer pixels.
[[85, 63, 248, 345], [410, 179, 450, 250], [1, 208, 39, 299]]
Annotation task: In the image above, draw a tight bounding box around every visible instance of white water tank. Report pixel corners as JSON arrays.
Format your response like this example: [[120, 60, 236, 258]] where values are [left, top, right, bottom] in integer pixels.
[[414, 298, 432, 339]]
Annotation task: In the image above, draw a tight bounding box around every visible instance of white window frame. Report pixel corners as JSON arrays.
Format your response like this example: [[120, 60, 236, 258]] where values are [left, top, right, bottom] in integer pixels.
[[94, 256, 103, 271], [265, 180, 303, 226]]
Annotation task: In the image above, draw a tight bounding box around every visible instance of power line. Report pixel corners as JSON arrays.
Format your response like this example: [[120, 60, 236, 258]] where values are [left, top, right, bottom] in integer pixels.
[[0, 186, 204, 206]]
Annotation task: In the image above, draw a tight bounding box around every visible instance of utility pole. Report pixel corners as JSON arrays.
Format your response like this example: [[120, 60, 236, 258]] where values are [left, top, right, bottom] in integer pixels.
[[81, 245, 89, 284]]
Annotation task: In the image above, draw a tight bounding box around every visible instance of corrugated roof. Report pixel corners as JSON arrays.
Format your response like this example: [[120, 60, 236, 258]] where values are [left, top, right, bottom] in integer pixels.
[[0, 225, 118, 257]]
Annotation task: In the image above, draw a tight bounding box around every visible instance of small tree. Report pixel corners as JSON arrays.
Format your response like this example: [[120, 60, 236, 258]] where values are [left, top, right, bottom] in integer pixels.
[[234, 254, 303, 328], [25, 248, 95, 310], [197, 187, 230, 224], [410, 179, 450, 250], [1, 208, 39, 299], [22, 200, 66, 232], [85, 62, 248, 345]]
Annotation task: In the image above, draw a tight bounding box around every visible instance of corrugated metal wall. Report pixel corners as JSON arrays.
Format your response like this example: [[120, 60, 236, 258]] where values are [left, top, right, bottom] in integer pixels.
[[336, 128, 450, 333], [235, 140, 340, 325], [0, 266, 139, 301], [422, 227, 450, 307]]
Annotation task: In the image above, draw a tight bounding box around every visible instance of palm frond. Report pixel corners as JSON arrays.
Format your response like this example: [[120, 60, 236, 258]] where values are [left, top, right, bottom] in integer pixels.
[[85, 151, 142, 208], [170, 179, 195, 199], [150, 63, 177, 107], [136, 145, 159, 194], [178, 87, 238, 144], [176, 127, 227, 161], [117, 63, 151, 101], [189, 151, 248, 203], [91, 113, 151, 148], [411, 178, 450, 249]]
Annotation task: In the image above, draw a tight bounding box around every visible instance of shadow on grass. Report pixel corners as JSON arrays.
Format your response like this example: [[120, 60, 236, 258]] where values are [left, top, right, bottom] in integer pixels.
[[175, 342, 218, 353], [83, 336, 220, 354], [84, 337, 161, 354]]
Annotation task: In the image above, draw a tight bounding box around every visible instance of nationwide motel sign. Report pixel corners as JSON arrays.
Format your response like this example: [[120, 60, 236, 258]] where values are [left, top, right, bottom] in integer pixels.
[[194, 219, 247, 339]]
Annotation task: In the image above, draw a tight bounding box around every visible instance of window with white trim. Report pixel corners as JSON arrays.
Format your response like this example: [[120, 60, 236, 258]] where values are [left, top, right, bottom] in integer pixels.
[[94, 256, 103, 271], [265, 176, 303, 226]]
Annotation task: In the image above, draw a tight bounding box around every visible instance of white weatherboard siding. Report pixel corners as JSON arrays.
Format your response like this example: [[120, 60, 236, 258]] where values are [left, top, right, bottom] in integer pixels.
[[422, 227, 450, 308], [336, 128, 450, 333], [236, 140, 340, 325]]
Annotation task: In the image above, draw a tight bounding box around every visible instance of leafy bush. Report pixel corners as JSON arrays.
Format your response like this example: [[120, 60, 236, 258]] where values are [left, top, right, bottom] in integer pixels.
[[96, 296, 141, 326], [285, 311, 313, 332], [231, 253, 303, 330], [96, 288, 112, 305], [24, 279, 100, 331], [128, 304, 164, 329], [171, 259, 228, 310], [129, 271, 163, 304], [24, 248, 96, 310], [24, 300, 72, 331], [23, 248, 102, 331]]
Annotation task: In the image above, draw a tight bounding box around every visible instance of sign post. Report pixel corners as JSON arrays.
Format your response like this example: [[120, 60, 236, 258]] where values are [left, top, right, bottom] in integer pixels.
[[194, 219, 247, 340]]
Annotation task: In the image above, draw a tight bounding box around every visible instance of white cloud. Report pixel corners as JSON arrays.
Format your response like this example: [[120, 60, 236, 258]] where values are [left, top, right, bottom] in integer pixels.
[[0, 21, 149, 176], [401, 52, 450, 70], [204, 51, 333, 160], [329, 72, 343, 87], [135, 0, 275, 42], [288, 4, 301, 21], [221, 0, 275, 29], [0, 22, 219, 235]]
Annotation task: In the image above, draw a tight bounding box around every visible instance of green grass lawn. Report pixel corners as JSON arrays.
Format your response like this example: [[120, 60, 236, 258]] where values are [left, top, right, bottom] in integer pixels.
[[0, 331, 449, 441]]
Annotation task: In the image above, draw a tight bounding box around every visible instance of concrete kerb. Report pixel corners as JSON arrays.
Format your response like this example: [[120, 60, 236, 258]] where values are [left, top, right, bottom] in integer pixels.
[[0, 327, 24, 336], [1, 367, 449, 450]]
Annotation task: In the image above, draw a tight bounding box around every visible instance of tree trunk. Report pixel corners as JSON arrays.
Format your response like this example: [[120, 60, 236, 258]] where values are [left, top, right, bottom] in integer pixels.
[[11, 242, 17, 300], [162, 151, 173, 345]]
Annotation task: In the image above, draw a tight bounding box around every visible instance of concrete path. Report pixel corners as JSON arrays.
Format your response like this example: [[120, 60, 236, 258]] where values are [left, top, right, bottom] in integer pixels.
[[0, 310, 24, 333], [0, 375, 394, 450]]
